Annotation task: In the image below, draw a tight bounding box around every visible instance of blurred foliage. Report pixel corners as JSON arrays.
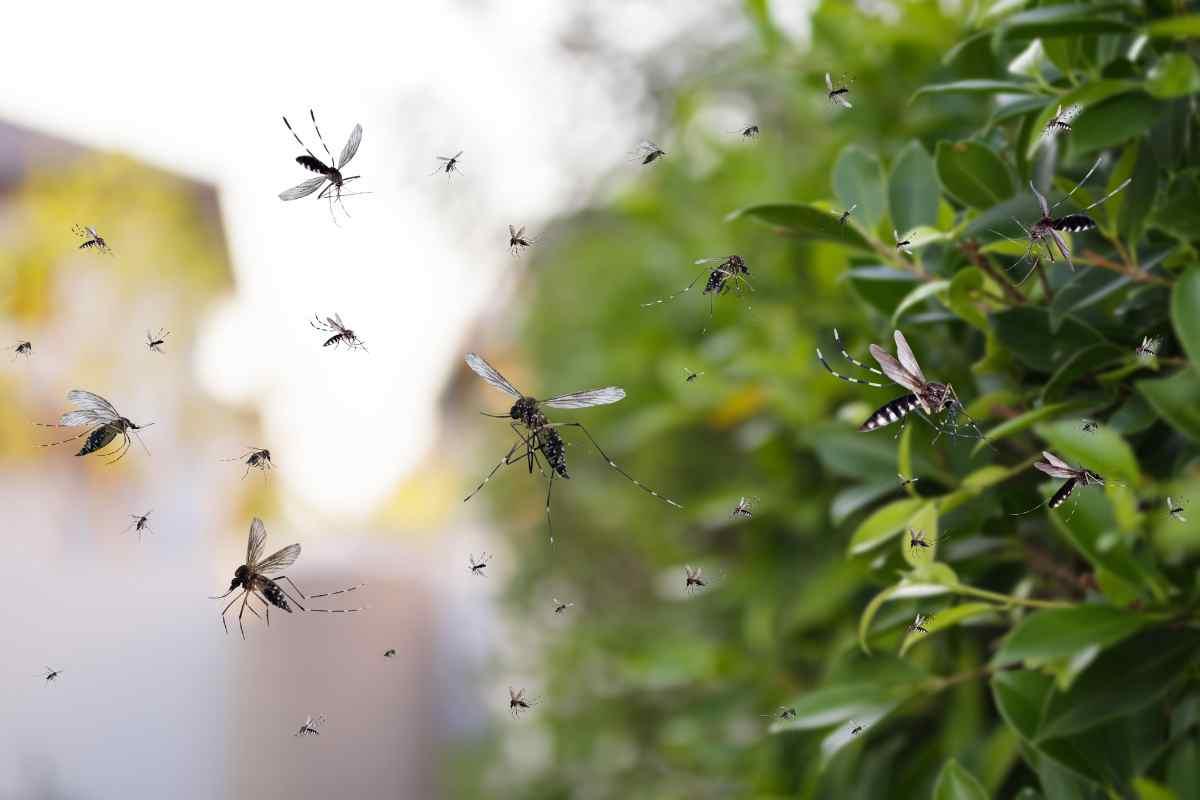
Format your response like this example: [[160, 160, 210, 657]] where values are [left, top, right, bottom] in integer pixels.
[[454, 1, 1200, 797]]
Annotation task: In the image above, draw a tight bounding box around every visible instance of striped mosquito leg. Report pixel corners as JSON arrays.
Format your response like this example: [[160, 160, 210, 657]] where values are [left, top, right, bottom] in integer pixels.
[[36, 428, 90, 446], [859, 394, 922, 432], [308, 109, 335, 164], [833, 328, 886, 378], [282, 115, 318, 161], [464, 439, 525, 503], [307, 584, 366, 600], [816, 348, 885, 388], [545, 468, 556, 544], [549, 422, 683, 509], [642, 268, 709, 309]]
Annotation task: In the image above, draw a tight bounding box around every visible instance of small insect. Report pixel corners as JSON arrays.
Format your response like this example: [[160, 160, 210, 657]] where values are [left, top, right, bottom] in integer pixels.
[[761, 706, 797, 721], [122, 510, 154, 540], [209, 517, 366, 639], [279, 110, 364, 223], [311, 313, 366, 351], [817, 329, 985, 441], [848, 719, 867, 736], [907, 528, 956, 549], [642, 255, 753, 331], [1081, 419, 1099, 433], [293, 714, 326, 737], [683, 367, 704, 383], [1012, 451, 1107, 517], [897, 473, 919, 487], [44, 667, 62, 683], [737, 124, 760, 139], [223, 447, 272, 479], [634, 140, 667, 165], [433, 150, 463, 177], [146, 329, 169, 354], [1168, 497, 1188, 523], [509, 687, 535, 718], [906, 613, 932, 633], [837, 204, 857, 225], [464, 354, 680, 541], [553, 598, 574, 614], [38, 389, 152, 464], [730, 496, 757, 520], [508, 225, 534, 256], [684, 565, 707, 594], [384, 648, 397, 658], [825, 72, 853, 108], [894, 229, 914, 255], [12, 341, 32, 359], [468, 552, 491, 576], [73, 225, 111, 254], [1045, 104, 1080, 137], [1136, 336, 1161, 361]]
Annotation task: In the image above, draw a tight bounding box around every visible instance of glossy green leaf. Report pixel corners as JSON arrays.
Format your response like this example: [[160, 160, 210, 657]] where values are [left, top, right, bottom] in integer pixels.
[[727, 203, 872, 250], [992, 669, 1054, 741], [1024, 80, 1140, 159], [1040, 343, 1126, 404], [1068, 92, 1163, 156], [933, 759, 989, 800], [993, 605, 1147, 665], [889, 141, 940, 235], [901, 501, 939, 568], [1138, 367, 1200, 443], [935, 140, 1014, 208], [992, 307, 1107, 372], [848, 497, 927, 555], [944, 266, 989, 332], [1134, 778, 1179, 800], [858, 577, 953, 654], [899, 602, 997, 656], [832, 145, 886, 230], [1152, 171, 1200, 240], [911, 79, 1036, 100], [1171, 267, 1200, 366], [995, 3, 1132, 41], [892, 279, 950, 324], [1147, 53, 1200, 99], [1146, 14, 1200, 38], [974, 401, 1089, 455]]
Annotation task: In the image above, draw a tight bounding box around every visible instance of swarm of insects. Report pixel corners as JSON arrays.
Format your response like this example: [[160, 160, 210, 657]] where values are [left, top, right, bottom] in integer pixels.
[[893, 229, 914, 255], [825, 72, 853, 108], [463, 353, 680, 542], [1168, 497, 1188, 523], [12, 341, 32, 359], [1136, 336, 1162, 362], [146, 329, 169, 354], [642, 255, 753, 331], [730, 496, 757, 520], [209, 517, 365, 639], [73, 225, 111, 254], [44, 667, 62, 683], [294, 714, 326, 737], [1011, 451, 1107, 518], [761, 706, 798, 721], [1044, 104, 1080, 137], [311, 314, 366, 351], [553, 598, 574, 614], [906, 612, 932, 633], [837, 204, 857, 226], [1081, 419, 1099, 433], [508, 687, 535, 718], [683, 367, 704, 383], [433, 150, 463, 177], [123, 511, 154, 540], [508, 225, 534, 256], [223, 447, 272, 479], [39, 389, 152, 464], [468, 552, 491, 576], [278, 110, 364, 222], [684, 565, 708, 594], [634, 140, 667, 165]]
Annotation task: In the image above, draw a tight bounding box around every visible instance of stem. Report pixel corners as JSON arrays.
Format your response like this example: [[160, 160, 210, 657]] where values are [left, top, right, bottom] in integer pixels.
[[963, 240, 1025, 305], [1078, 249, 1173, 286], [953, 583, 1076, 609]]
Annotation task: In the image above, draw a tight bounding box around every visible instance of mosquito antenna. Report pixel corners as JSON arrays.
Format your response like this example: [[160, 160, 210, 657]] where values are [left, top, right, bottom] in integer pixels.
[[133, 429, 152, 456]]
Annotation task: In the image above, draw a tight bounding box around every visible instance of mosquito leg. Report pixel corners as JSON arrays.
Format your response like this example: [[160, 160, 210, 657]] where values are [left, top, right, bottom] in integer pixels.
[[640, 268, 709, 309], [219, 592, 245, 634], [545, 468, 556, 544], [816, 348, 886, 388], [276, 575, 308, 600], [547, 422, 682, 509], [36, 428, 90, 447], [282, 115, 319, 161], [309, 109, 334, 164], [307, 584, 365, 600], [464, 440, 523, 502]]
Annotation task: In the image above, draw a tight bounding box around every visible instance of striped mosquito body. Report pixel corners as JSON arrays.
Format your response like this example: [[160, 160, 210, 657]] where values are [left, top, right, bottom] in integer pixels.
[[1081, 419, 1099, 433], [224, 447, 272, 479], [849, 720, 867, 735], [311, 313, 365, 351], [39, 389, 151, 464], [907, 613, 932, 634], [1044, 104, 1080, 137], [294, 714, 326, 737], [825, 72, 853, 108], [684, 565, 707, 594], [509, 687, 535, 718], [146, 328, 169, 353], [13, 341, 32, 359], [1168, 497, 1187, 523], [463, 353, 680, 542], [635, 140, 666, 165], [1136, 336, 1161, 361], [434, 150, 463, 176], [1013, 451, 1106, 517], [279, 110, 364, 223], [642, 255, 752, 331], [209, 518, 365, 639], [73, 225, 111, 254], [730, 496, 757, 520], [468, 552, 491, 576], [738, 125, 760, 138], [123, 510, 154, 540], [508, 225, 534, 256]]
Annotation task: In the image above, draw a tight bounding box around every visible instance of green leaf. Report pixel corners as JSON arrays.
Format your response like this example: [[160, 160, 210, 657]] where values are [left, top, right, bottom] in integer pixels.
[[1068, 92, 1164, 156], [848, 497, 927, 555], [1172, 267, 1200, 367], [1134, 778, 1179, 800], [1040, 343, 1126, 404], [889, 141, 940, 235], [911, 79, 1038, 100], [933, 759, 989, 800], [1037, 419, 1141, 485], [769, 683, 902, 732], [902, 501, 939, 568], [935, 140, 1014, 208], [1048, 270, 1131, 335], [994, 3, 1133, 41], [1146, 14, 1200, 38], [1138, 367, 1200, 442], [727, 203, 873, 250], [1024, 80, 1141, 159], [858, 577, 953, 654], [899, 602, 997, 656], [892, 279, 951, 324], [945, 266, 989, 331], [992, 669, 1054, 741], [1152, 171, 1200, 240], [993, 605, 1147, 665], [832, 145, 886, 230], [974, 401, 1090, 455], [847, 266, 920, 316], [1147, 53, 1200, 99], [992, 307, 1107, 372]]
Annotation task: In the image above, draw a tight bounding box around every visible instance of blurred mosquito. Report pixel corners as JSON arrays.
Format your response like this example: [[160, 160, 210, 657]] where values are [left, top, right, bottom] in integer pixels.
[[209, 517, 366, 639], [825, 72, 853, 108], [468, 552, 491, 576], [848, 720, 867, 735], [384, 648, 397, 658], [553, 598, 574, 614], [1044, 104, 1080, 137], [122, 510, 154, 540], [906, 613, 932, 633], [736, 124, 760, 139], [1168, 497, 1188, 523], [730, 496, 757, 520], [894, 229, 914, 255], [146, 329, 169, 354], [634, 140, 667, 165], [817, 329, 987, 443], [508, 225, 534, 256], [898, 473, 919, 487], [311, 313, 366, 351], [12, 341, 31, 359], [1081, 419, 1099, 433], [38, 389, 152, 464], [44, 667, 62, 683], [433, 150, 463, 177], [463, 353, 680, 542], [908, 528, 956, 550], [683, 367, 704, 383], [293, 714, 326, 737], [1136, 336, 1161, 361], [837, 204, 857, 226], [223, 447, 272, 479], [642, 255, 752, 332], [761, 706, 797, 721], [1012, 451, 1108, 519], [278, 110, 364, 223], [509, 687, 535, 718], [73, 225, 111, 254], [684, 565, 708, 594]]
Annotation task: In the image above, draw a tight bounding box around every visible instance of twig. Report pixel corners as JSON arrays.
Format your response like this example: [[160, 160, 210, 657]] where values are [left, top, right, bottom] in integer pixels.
[[1078, 249, 1173, 286]]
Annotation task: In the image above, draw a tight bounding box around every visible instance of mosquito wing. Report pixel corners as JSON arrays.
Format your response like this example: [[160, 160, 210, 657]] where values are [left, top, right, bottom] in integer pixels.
[[867, 345, 923, 393], [337, 124, 363, 169], [543, 387, 626, 408], [508, 224, 517, 238], [257, 543, 301, 575], [825, 72, 833, 92], [465, 353, 522, 398], [832, 94, 853, 109], [246, 517, 268, 567], [891, 331, 927, 385], [514, 226, 525, 239], [1029, 181, 1050, 217], [509, 687, 523, 702], [1041, 450, 1074, 470], [279, 176, 327, 201], [1034, 453, 1077, 479], [62, 390, 121, 425]]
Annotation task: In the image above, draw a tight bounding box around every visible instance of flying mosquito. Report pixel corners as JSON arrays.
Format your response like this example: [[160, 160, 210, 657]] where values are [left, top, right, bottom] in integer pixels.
[[642, 255, 753, 331], [730, 496, 757, 520], [122, 510, 154, 540], [146, 329, 169, 354], [311, 313, 366, 351], [553, 598, 574, 614], [509, 687, 535, 718], [761, 706, 797, 721], [44, 667, 62, 683], [907, 528, 956, 550], [384, 648, 397, 658], [683, 367, 704, 383], [1136, 336, 1161, 361], [848, 719, 867, 736], [837, 204, 857, 225], [825, 72, 853, 108], [508, 225, 534, 256], [1012, 451, 1107, 517], [468, 552, 491, 576], [1044, 104, 1080, 137], [906, 612, 932, 633], [1081, 419, 1099, 433], [278, 110, 364, 222], [73, 225, 111, 254], [898, 473, 919, 487], [633, 140, 666, 165], [1168, 497, 1188, 523], [209, 517, 366, 639], [684, 565, 708, 594], [433, 150, 463, 177], [894, 229, 914, 255], [736, 124, 760, 139], [293, 714, 326, 737], [12, 341, 31, 359], [38, 389, 152, 464], [463, 353, 680, 542], [817, 329, 985, 441], [223, 447, 272, 479]]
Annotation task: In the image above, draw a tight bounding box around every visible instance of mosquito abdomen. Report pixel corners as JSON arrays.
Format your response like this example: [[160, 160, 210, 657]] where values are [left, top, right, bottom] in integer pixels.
[[541, 430, 569, 478], [703, 270, 726, 294], [1052, 214, 1095, 233], [1049, 478, 1078, 509], [859, 394, 921, 432], [263, 580, 294, 612], [77, 424, 119, 456]]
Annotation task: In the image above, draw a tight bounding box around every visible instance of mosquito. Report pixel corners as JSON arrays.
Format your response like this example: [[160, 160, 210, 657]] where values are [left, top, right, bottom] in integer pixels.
[[1168, 497, 1188, 523], [468, 552, 491, 576], [683, 367, 704, 383], [12, 341, 32, 359], [223, 447, 272, 479], [898, 473, 919, 487], [553, 598, 574, 614], [209, 517, 366, 639], [311, 313, 366, 351], [433, 150, 463, 177], [509, 687, 535, 718], [907, 528, 956, 550], [38, 389, 152, 464], [146, 329, 169, 354], [633, 140, 667, 165], [384, 648, 397, 658], [816, 329, 986, 442], [894, 229, 914, 255], [837, 204, 857, 226], [463, 353, 680, 542], [73, 225, 111, 254], [293, 714, 326, 737], [906, 612, 932, 633], [1012, 451, 1107, 518], [848, 719, 867, 736], [761, 706, 797, 721], [736, 124, 760, 139], [1136, 336, 1161, 362], [1081, 419, 1099, 433], [122, 510, 154, 540], [642, 255, 753, 332], [278, 110, 364, 223], [1044, 104, 1080, 137], [508, 225, 534, 256], [825, 72, 853, 108], [730, 496, 757, 520], [44, 667, 62, 683], [684, 565, 708, 594]]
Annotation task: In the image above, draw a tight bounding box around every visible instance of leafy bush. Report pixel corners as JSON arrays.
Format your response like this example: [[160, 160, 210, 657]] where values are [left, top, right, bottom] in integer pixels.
[[457, 2, 1200, 798]]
